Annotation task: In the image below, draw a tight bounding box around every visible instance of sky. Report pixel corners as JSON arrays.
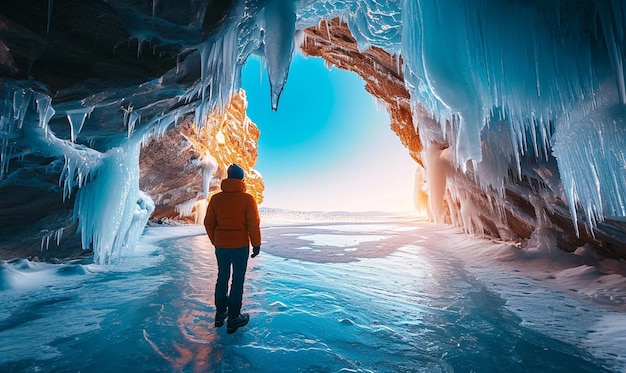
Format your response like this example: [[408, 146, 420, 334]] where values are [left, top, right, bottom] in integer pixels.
[[240, 53, 417, 212]]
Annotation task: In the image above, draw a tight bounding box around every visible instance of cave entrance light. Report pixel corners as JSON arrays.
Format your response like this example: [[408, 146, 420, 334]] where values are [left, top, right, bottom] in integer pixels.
[[241, 54, 419, 213]]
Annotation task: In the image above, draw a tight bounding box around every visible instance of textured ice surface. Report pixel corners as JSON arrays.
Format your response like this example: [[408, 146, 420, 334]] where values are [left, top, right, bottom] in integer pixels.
[[0, 219, 622, 372]]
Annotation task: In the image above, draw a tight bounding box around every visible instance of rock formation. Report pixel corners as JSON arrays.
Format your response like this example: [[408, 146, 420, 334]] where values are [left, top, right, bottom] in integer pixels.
[[301, 18, 626, 259], [302, 19, 422, 165], [140, 90, 263, 224]]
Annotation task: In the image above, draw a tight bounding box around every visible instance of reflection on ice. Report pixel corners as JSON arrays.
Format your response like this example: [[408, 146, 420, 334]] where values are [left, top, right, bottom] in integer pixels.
[[0, 220, 624, 372], [296, 233, 387, 247]]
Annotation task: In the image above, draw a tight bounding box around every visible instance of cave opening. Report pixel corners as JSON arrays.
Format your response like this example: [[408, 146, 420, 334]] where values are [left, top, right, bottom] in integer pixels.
[[241, 53, 417, 213], [1, 3, 623, 264]]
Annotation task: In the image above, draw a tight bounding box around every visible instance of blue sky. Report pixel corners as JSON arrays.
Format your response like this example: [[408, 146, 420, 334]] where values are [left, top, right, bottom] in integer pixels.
[[241, 53, 416, 212]]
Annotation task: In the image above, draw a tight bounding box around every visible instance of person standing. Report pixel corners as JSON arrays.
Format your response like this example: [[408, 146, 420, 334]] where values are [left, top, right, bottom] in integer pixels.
[[204, 164, 261, 334]]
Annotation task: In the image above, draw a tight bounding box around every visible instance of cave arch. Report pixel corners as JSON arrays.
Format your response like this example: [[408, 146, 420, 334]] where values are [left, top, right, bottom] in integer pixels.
[[1, 3, 625, 263]]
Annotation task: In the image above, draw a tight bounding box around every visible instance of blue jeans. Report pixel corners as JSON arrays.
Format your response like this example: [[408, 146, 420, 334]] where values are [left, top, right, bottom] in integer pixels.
[[214, 246, 249, 319]]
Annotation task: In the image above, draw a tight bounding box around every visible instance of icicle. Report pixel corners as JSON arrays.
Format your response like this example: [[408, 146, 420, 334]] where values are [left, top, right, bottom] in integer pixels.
[[553, 103, 626, 235], [597, 1, 626, 104], [323, 19, 331, 41], [41, 233, 51, 252], [373, 97, 387, 112], [197, 23, 239, 115], [394, 54, 401, 76], [294, 29, 305, 50], [200, 151, 218, 198], [39, 227, 64, 251], [263, 0, 296, 110], [74, 139, 152, 265], [1, 90, 15, 178], [122, 105, 133, 126], [66, 107, 94, 142], [12, 88, 32, 128], [175, 199, 197, 217], [194, 103, 205, 131], [55, 227, 64, 246], [60, 154, 74, 201], [35, 94, 55, 138], [127, 111, 140, 139], [136, 37, 144, 58], [47, 0, 53, 36]]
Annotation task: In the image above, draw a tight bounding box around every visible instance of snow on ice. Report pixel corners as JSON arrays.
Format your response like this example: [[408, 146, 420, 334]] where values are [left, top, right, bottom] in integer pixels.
[[1, 1, 626, 371], [1, 213, 625, 371]]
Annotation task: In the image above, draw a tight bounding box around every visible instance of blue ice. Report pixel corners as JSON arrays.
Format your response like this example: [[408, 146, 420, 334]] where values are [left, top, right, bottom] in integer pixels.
[[2, 0, 625, 264], [0, 220, 623, 372]]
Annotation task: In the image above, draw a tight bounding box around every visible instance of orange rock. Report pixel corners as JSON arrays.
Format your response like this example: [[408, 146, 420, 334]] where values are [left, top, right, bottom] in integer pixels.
[[140, 90, 264, 222]]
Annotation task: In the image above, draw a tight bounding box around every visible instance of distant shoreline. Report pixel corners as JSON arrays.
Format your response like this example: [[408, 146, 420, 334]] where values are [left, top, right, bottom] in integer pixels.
[[258, 208, 426, 225]]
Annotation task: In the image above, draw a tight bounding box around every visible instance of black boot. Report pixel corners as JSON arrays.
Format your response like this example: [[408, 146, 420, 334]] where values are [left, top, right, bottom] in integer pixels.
[[214, 310, 228, 327], [226, 313, 250, 334]]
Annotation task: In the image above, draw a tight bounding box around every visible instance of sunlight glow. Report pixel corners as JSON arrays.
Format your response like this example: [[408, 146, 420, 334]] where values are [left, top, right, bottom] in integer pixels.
[[242, 54, 417, 212]]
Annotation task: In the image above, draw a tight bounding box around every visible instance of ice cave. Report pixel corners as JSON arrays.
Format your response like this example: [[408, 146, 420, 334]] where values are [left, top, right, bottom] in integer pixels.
[[0, 0, 625, 264]]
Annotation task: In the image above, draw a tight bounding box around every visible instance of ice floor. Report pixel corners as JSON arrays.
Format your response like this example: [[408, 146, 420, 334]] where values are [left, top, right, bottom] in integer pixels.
[[1, 214, 625, 372]]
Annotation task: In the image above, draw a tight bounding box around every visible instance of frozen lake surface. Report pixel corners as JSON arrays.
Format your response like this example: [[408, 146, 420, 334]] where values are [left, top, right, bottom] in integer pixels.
[[1, 213, 625, 372]]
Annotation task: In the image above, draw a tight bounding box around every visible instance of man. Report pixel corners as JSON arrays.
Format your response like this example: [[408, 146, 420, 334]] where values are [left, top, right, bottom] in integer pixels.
[[204, 164, 261, 334]]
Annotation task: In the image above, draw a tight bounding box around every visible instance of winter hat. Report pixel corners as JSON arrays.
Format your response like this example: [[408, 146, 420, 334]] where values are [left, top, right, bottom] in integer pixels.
[[227, 164, 245, 180]]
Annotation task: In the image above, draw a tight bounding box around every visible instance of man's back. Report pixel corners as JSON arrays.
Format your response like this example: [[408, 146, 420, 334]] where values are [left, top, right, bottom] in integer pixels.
[[205, 163, 260, 334], [204, 178, 261, 249]]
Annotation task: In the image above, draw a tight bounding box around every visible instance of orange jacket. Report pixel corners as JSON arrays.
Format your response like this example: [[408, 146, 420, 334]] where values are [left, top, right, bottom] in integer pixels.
[[204, 179, 261, 249]]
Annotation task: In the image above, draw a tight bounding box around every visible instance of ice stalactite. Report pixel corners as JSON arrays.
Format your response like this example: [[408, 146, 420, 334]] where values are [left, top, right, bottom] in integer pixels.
[[35, 95, 55, 135], [40, 227, 64, 252], [397, 0, 625, 237], [192, 0, 248, 123], [47, 0, 53, 36], [124, 106, 140, 140], [553, 104, 626, 235], [194, 29, 239, 129], [65, 107, 93, 143], [3, 87, 102, 202], [184, 150, 218, 224], [201, 151, 218, 199], [262, 0, 297, 110], [597, 0, 626, 105], [417, 0, 486, 171], [11, 87, 32, 128], [3, 0, 626, 260], [74, 140, 154, 265], [0, 80, 159, 264]]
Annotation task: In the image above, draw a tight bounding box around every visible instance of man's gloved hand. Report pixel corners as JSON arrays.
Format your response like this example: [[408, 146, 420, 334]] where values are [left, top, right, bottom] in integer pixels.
[[251, 246, 260, 258]]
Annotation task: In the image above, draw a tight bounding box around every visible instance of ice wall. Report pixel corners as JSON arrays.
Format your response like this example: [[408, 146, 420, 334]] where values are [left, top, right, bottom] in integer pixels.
[[190, 0, 626, 248], [1, 0, 625, 262], [1, 81, 158, 264], [553, 104, 626, 233], [73, 142, 154, 265], [396, 0, 626, 236], [250, 0, 624, 236]]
